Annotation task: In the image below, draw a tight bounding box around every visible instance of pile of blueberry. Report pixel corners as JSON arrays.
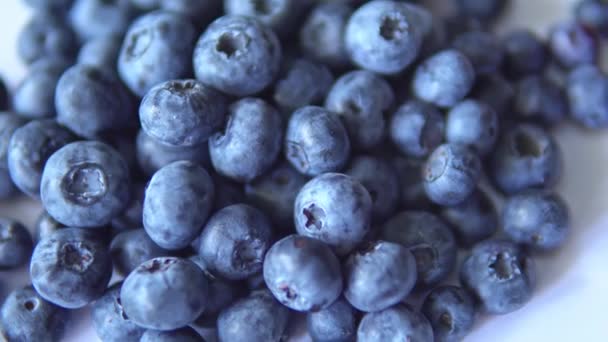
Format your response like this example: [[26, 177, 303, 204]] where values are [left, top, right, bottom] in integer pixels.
[[0, 0, 605, 341]]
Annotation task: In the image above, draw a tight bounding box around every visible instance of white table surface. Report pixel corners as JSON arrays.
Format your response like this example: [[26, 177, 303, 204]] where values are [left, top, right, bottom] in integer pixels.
[[1, 0, 608, 341]]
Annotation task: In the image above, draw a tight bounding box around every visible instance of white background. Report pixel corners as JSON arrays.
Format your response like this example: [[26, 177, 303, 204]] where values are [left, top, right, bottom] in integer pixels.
[[1, 0, 608, 341]]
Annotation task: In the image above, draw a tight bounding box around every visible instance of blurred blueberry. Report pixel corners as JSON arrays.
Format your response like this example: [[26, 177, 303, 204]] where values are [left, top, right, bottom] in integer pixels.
[[513, 75, 567, 126], [17, 13, 78, 65], [441, 190, 498, 247], [274, 58, 334, 112], [446, 99, 499, 156], [140, 328, 203, 342], [390, 100, 444, 158], [77, 35, 122, 68], [452, 30, 504, 75], [0, 218, 33, 270], [549, 21, 597, 68], [69, 0, 136, 41], [566, 64, 608, 128], [224, 0, 313, 37], [502, 29, 547, 78]]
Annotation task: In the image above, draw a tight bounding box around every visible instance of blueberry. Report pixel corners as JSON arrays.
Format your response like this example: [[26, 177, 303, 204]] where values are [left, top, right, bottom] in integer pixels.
[[121, 257, 208, 330], [135, 130, 211, 176], [0, 78, 8, 111], [345, 0, 424, 74], [0, 285, 67, 342], [325, 70, 393, 150], [69, 0, 135, 41], [13, 58, 70, 119], [224, 0, 312, 37], [17, 13, 77, 65], [390, 100, 445, 158], [41, 141, 131, 228], [0, 217, 33, 269], [263, 235, 343, 312], [452, 30, 504, 75], [357, 304, 433, 342], [502, 30, 547, 78], [110, 182, 145, 232], [273, 58, 334, 112], [143, 161, 214, 250], [454, 0, 508, 21], [55, 64, 136, 138], [502, 190, 569, 250], [0, 169, 18, 200], [0, 113, 27, 170], [345, 155, 400, 222], [34, 210, 64, 243], [77, 35, 122, 68], [24, 0, 74, 11], [513, 75, 567, 126], [344, 241, 417, 312], [119, 11, 196, 97], [209, 98, 283, 182], [217, 290, 290, 342], [421, 285, 476, 342], [307, 298, 356, 342], [188, 255, 243, 316], [299, 2, 353, 69], [140, 327, 203, 342], [8, 119, 76, 198], [295, 173, 372, 255], [566, 64, 608, 128], [490, 123, 562, 194], [30, 228, 112, 309], [390, 156, 432, 210], [382, 211, 457, 287], [441, 190, 497, 247], [412, 49, 475, 108], [198, 203, 273, 280], [91, 282, 146, 342], [423, 143, 481, 206], [576, 0, 608, 37], [461, 240, 535, 314], [470, 74, 514, 116], [285, 106, 351, 176], [193, 15, 282, 96], [110, 229, 169, 276], [446, 100, 499, 156], [549, 21, 597, 68], [159, 0, 222, 28], [245, 162, 308, 228]]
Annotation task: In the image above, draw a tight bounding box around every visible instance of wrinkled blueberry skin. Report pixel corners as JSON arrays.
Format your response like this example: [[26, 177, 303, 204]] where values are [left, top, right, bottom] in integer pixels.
[[55, 64, 136, 138], [446, 100, 499, 156], [274, 58, 334, 112], [514, 75, 568, 125], [41, 141, 131, 228], [77, 35, 122, 68], [566, 64, 608, 128], [34, 210, 65, 242], [423, 143, 482, 206], [470, 74, 514, 116], [503, 190, 569, 250], [576, 0, 608, 36], [69, 0, 135, 41], [502, 30, 547, 78], [209, 98, 283, 183], [285, 106, 351, 176], [245, 162, 308, 228], [91, 282, 146, 342], [307, 298, 356, 342], [14, 58, 70, 119], [224, 0, 311, 37], [461, 240, 536, 315], [120, 257, 209, 330], [143, 161, 214, 250], [325, 70, 393, 150], [0, 218, 33, 269], [412, 49, 475, 108], [421, 285, 476, 342], [263, 235, 343, 312], [357, 304, 434, 342], [491, 124, 562, 194], [135, 130, 210, 176], [452, 30, 504, 75], [549, 21, 597, 68], [110, 229, 168, 276], [8, 120, 76, 198], [218, 290, 290, 342], [0, 285, 68, 342], [382, 211, 457, 287], [300, 2, 353, 69], [198, 203, 273, 280], [344, 241, 417, 312], [30, 228, 113, 309], [295, 173, 372, 255], [441, 190, 498, 247], [345, 155, 400, 222], [140, 79, 227, 147], [390, 100, 444, 158], [193, 15, 282, 97], [119, 11, 196, 97], [17, 14, 77, 65], [455, 0, 508, 21], [188, 255, 243, 316], [391, 156, 432, 210], [345, 1, 423, 75], [140, 328, 203, 342]]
